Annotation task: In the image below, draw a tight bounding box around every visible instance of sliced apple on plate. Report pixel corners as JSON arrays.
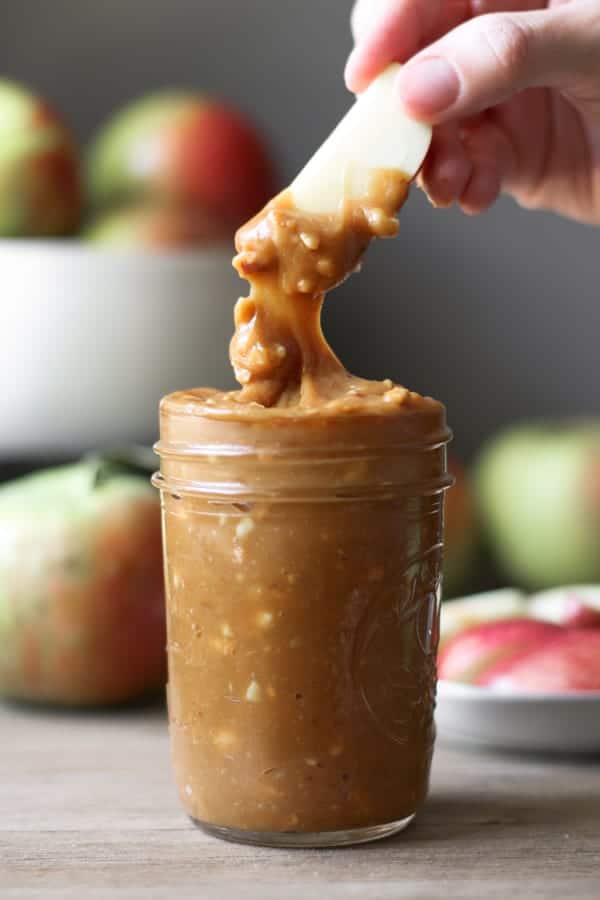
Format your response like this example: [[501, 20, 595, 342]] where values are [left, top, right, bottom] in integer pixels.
[[438, 618, 561, 685], [438, 586, 600, 693], [480, 629, 600, 693], [528, 585, 600, 628], [440, 588, 527, 646], [290, 64, 432, 215], [439, 615, 600, 691]]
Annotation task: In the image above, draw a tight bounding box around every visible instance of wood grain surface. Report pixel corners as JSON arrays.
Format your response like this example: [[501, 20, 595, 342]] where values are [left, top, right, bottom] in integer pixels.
[[2, 703, 599, 899]]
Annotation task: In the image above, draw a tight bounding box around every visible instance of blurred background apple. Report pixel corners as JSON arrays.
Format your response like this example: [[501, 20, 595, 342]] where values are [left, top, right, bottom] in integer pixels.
[[0, 78, 81, 237], [87, 91, 277, 232], [84, 201, 233, 248], [475, 422, 600, 589], [0, 455, 165, 707]]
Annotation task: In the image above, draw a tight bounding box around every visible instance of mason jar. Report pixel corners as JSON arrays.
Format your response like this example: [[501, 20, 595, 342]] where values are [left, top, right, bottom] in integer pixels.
[[153, 387, 452, 847]]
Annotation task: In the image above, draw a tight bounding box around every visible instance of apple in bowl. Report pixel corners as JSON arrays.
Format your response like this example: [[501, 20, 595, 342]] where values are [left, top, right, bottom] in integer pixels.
[[87, 92, 277, 229], [84, 202, 233, 249], [0, 78, 81, 237]]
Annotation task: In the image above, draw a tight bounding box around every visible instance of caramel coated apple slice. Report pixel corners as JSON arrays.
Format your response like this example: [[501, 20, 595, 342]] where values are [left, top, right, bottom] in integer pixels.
[[290, 64, 432, 215]]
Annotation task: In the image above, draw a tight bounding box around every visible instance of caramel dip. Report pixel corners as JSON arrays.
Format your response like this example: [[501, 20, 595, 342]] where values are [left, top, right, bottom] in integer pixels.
[[154, 167, 451, 845]]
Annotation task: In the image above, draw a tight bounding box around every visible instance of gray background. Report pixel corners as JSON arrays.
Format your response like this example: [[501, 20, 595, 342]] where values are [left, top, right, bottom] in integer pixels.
[[3, 0, 599, 458]]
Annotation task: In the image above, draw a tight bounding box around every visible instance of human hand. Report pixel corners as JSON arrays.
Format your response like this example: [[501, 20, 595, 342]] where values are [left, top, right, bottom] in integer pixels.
[[346, 1, 600, 223]]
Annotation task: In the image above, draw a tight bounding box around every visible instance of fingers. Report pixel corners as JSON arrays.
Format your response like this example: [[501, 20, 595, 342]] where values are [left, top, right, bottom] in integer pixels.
[[345, 1, 468, 93], [346, 0, 439, 93], [487, 89, 550, 199], [346, 1, 543, 94], [458, 118, 516, 213], [350, 0, 542, 43], [417, 124, 472, 208], [350, 0, 394, 43], [419, 116, 516, 213], [396, 3, 600, 124]]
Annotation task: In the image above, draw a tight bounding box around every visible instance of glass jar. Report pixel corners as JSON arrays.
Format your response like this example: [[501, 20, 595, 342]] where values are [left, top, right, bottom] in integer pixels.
[[153, 388, 452, 847]]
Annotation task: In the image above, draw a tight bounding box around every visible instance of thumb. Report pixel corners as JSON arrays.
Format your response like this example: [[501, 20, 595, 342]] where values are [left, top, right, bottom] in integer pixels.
[[397, 4, 600, 123]]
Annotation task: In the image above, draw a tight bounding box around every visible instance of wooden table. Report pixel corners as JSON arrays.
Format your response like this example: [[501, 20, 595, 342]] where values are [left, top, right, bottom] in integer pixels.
[[2, 703, 599, 899]]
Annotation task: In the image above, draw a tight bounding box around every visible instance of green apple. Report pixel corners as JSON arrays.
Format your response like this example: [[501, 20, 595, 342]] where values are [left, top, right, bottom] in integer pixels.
[[0, 78, 81, 237], [475, 423, 600, 589], [87, 92, 276, 228], [0, 454, 166, 706]]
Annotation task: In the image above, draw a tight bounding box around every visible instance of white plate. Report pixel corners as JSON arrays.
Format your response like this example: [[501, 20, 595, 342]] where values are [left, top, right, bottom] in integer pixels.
[[436, 679, 600, 754]]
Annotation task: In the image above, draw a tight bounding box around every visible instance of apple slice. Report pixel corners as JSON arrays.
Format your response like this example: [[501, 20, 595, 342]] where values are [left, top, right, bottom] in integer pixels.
[[440, 588, 527, 646], [290, 64, 432, 215], [529, 586, 600, 629], [483, 630, 600, 693], [438, 618, 562, 685]]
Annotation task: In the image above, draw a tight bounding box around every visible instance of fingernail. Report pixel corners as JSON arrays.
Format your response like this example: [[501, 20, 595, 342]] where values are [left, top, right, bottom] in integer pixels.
[[398, 57, 460, 118], [344, 47, 362, 92]]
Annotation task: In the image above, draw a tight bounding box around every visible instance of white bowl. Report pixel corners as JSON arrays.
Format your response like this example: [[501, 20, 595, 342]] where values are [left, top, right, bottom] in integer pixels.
[[436, 680, 600, 754], [0, 241, 240, 458]]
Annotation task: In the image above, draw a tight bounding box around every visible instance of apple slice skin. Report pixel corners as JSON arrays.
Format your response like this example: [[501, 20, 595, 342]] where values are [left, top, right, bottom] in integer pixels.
[[440, 588, 527, 646], [564, 603, 600, 629], [529, 586, 600, 629], [481, 630, 600, 693], [438, 618, 562, 685]]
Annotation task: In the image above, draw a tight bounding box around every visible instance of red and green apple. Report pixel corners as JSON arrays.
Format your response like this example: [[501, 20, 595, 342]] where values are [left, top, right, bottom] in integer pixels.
[[0, 78, 81, 237], [87, 92, 276, 229], [439, 617, 600, 693], [0, 457, 166, 707]]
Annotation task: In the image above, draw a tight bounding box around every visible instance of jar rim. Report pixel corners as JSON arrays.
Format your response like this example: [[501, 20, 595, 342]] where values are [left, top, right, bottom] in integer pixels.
[[151, 469, 454, 502], [153, 431, 453, 461], [155, 390, 453, 502]]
